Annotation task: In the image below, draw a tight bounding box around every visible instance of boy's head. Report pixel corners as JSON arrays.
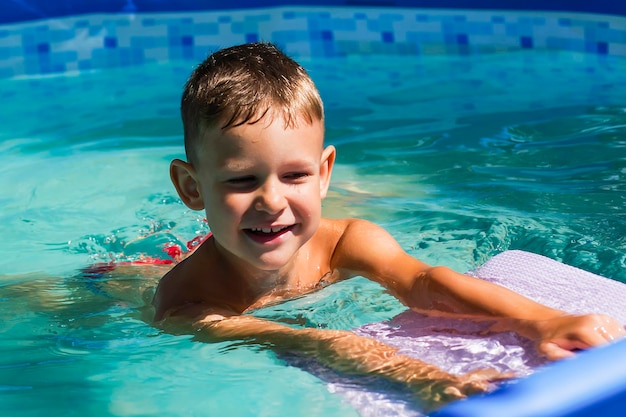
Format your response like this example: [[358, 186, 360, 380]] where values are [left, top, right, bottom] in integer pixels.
[[181, 42, 324, 166], [171, 42, 336, 271]]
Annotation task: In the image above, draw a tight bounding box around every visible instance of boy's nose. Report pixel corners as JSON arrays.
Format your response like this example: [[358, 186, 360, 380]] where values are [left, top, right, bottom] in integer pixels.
[[254, 181, 287, 214]]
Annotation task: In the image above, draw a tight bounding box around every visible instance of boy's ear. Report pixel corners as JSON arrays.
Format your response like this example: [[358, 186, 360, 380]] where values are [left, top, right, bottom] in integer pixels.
[[170, 159, 205, 210], [319, 145, 336, 199]]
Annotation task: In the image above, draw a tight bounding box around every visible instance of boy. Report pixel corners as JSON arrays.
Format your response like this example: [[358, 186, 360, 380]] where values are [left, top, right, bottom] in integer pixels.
[[152, 42, 623, 408]]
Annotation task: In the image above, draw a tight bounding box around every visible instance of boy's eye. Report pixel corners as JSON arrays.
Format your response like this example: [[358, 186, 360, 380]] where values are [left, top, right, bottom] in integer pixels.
[[284, 172, 310, 181]]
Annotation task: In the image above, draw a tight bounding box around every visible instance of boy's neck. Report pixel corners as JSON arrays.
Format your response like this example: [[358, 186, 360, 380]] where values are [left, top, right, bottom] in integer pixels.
[[210, 238, 310, 309]]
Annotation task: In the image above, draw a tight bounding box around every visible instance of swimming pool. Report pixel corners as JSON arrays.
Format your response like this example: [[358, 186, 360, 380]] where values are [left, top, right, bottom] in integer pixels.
[[1, 1, 626, 416]]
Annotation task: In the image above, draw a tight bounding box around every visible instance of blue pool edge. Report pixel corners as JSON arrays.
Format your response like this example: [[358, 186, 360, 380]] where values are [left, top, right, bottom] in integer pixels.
[[432, 337, 626, 417]]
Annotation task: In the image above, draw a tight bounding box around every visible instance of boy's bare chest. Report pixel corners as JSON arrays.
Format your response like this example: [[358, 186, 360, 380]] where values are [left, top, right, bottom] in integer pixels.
[[197, 249, 339, 313], [241, 268, 340, 312]]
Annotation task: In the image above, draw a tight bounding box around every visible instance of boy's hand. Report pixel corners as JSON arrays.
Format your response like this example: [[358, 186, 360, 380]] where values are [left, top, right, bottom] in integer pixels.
[[532, 313, 625, 360], [417, 367, 512, 410]]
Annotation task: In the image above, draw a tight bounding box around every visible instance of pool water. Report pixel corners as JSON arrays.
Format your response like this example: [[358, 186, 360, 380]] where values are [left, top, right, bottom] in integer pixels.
[[1, 50, 626, 416]]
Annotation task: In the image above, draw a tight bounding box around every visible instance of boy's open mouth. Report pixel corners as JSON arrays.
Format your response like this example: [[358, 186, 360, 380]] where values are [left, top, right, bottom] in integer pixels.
[[244, 225, 294, 242]]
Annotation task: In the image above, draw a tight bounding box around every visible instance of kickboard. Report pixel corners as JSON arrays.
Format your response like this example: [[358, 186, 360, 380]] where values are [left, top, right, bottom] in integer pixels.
[[344, 250, 626, 417]]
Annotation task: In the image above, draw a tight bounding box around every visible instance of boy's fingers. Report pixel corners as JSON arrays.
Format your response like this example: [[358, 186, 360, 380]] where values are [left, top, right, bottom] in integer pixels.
[[536, 314, 626, 360], [465, 368, 514, 382], [537, 341, 575, 361], [458, 368, 515, 396]]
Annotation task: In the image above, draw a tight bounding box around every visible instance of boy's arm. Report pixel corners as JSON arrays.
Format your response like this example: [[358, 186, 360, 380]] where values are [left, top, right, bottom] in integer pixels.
[[155, 307, 500, 410], [332, 219, 625, 360]]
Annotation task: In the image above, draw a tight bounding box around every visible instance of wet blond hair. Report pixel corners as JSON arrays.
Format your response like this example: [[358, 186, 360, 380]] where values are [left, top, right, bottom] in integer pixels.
[[181, 42, 324, 164]]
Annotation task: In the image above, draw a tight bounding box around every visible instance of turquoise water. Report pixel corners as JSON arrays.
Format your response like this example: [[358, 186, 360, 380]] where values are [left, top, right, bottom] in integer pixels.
[[1, 51, 626, 416]]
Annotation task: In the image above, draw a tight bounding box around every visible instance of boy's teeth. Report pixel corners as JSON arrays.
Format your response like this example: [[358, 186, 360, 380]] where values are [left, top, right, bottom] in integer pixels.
[[251, 226, 286, 233]]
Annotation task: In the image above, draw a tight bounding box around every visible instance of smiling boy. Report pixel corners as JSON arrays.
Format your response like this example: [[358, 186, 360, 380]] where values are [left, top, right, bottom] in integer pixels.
[[152, 42, 624, 409]]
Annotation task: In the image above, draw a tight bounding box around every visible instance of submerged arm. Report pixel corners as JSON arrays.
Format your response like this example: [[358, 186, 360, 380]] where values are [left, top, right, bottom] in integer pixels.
[[157, 308, 500, 410]]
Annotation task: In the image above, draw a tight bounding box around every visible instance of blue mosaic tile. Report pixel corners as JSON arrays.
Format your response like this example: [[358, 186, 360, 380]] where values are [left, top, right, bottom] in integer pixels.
[[244, 13, 272, 23], [382, 31, 394, 43], [52, 50, 77, 65], [36, 42, 49, 53], [104, 37, 117, 48], [456, 33, 469, 45], [329, 16, 357, 31], [465, 21, 493, 36], [406, 31, 443, 44], [558, 18, 572, 26], [520, 36, 533, 48], [48, 29, 73, 42], [321, 30, 333, 41], [195, 22, 220, 35], [231, 21, 249, 34], [609, 29, 626, 42], [273, 29, 309, 43], [130, 36, 155, 48], [181, 35, 193, 46], [380, 13, 404, 22], [504, 23, 520, 37]]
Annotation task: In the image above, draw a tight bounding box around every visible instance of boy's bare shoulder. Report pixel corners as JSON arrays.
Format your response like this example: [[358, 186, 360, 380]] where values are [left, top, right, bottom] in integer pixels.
[[319, 216, 373, 232], [320, 217, 388, 241], [321, 216, 410, 271], [152, 246, 215, 321], [319, 217, 393, 262]]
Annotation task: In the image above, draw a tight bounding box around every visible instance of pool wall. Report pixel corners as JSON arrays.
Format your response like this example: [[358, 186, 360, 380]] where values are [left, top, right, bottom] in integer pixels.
[[1, 0, 625, 78]]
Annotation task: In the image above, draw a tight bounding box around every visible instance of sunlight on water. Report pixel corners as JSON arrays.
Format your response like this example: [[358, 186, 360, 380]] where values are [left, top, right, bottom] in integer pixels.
[[1, 50, 625, 416]]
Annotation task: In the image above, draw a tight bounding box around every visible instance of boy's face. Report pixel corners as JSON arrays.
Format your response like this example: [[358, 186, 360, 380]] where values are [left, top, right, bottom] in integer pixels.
[[190, 115, 334, 271]]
